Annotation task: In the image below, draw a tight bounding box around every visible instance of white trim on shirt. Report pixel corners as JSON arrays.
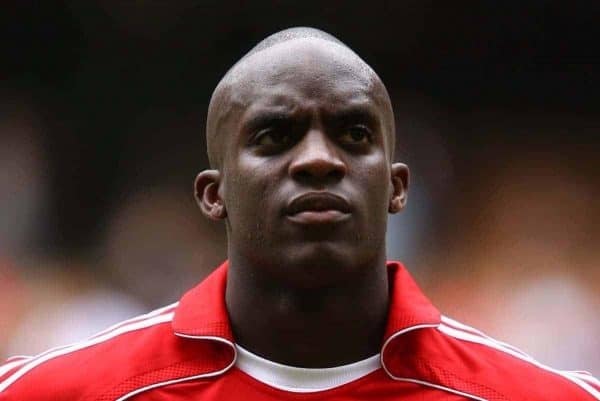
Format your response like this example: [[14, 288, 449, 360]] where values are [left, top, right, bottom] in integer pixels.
[[234, 344, 381, 393]]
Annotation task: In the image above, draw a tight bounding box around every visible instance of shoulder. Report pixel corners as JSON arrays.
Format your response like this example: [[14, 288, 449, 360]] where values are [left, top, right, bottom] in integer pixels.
[[0, 263, 236, 401], [383, 314, 599, 400], [384, 261, 599, 400], [433, 315, 600, 400], [0, 303, 178, 401]]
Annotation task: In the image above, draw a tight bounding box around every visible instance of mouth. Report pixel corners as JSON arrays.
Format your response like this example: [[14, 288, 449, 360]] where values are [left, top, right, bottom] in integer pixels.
[[286, 192, 352, 224]]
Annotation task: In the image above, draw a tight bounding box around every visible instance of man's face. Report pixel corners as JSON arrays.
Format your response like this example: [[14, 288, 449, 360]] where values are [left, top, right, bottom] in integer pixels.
[[210, 40, 404, 287]]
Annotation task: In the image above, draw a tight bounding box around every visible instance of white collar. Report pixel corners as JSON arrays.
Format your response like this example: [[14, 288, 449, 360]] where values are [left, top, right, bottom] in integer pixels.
[[234, 344, 381, 393]]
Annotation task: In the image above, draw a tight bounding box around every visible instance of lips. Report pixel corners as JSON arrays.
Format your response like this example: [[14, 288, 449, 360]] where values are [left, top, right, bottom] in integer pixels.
[[286, 192, 351, 224]]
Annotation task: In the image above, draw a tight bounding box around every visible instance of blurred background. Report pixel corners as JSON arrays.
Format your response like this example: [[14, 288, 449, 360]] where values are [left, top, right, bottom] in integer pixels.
[[1, 1, 598, 374]]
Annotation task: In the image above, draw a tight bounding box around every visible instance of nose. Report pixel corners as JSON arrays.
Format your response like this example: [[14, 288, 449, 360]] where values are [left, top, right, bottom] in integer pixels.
[[288, 128, 347, 183]]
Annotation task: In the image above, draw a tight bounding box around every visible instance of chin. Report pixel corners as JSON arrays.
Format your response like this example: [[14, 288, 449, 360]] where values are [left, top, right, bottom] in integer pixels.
[[274, 242, 369, 289]]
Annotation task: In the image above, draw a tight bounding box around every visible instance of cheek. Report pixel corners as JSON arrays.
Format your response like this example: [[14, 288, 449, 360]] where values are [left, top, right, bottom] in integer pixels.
[[356, 153, 391, 205], [223, 155, 278, 222]]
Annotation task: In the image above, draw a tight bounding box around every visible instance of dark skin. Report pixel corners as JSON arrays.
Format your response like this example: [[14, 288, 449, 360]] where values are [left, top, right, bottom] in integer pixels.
[[195, 39, 408, 367]]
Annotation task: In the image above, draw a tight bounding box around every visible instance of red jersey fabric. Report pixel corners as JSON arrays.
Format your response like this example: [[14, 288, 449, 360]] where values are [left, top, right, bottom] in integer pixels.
[[1, 261, 598, 400]]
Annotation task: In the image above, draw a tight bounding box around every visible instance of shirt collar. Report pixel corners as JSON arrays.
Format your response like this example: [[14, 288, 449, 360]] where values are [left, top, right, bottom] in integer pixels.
[[171, 260, 441, 377], [172, 260, 234, 341]]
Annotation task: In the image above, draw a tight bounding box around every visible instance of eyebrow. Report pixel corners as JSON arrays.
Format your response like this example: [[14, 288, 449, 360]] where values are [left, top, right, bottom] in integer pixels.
[[241, 110, 295, 133], [324, 106, 380, 128], [240, 102, 381, 135]]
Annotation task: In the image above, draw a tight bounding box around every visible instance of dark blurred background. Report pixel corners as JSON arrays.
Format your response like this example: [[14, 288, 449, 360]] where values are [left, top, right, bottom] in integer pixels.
[[1, 1, 599, 374]]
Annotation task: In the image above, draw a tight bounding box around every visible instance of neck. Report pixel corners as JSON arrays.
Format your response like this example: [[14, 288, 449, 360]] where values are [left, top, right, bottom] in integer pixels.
[[225, 257, 389, 368]]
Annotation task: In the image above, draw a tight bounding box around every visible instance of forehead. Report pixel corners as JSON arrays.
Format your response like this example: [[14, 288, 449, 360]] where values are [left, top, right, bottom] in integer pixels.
[[206, 38, 395, 167], [225, 39, 385, 114]]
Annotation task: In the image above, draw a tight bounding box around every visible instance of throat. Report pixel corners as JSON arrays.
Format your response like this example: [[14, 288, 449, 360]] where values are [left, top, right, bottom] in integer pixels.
[[226, 265, 389, 368]]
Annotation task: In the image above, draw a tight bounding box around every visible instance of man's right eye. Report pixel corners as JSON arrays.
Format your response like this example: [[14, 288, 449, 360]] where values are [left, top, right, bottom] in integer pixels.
[[254, 130, 293, 147]]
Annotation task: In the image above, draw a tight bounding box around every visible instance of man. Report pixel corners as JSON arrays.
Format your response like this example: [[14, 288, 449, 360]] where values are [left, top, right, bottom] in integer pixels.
[[1, 27, 598, 400]]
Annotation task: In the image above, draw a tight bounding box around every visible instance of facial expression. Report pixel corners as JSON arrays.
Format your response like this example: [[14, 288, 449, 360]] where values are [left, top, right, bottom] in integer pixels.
[[198, 39, 407, 287]]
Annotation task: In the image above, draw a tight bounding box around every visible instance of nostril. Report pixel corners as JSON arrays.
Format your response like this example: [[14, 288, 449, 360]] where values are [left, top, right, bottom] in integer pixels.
[[293, 170, 312, 182], [291, 161, 346, 184], [329, 169, 344, 181]]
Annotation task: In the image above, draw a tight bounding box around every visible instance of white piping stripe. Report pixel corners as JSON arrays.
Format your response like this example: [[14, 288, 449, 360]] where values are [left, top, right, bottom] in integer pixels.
[[174, 333, 237, 348], [379, 323, 486, 401], [572, 370, 594, 375], [441, 316, 600, 389], [0, 360, 28, 378], [89, 302, 178, 339], [5, 356, 29, 362], [387, 377, 488, 401], [380, 323, 440, 364], [438, 323, 600, 400], [115, 336, 237, 401], [570, 372, 600, 389], [0, 303, 179, 377], [0, 312, 174, 393], [441, 316, 530, 359], [0, 303, 179, 384], [568, 376, 600, 400], [115, 360, 235, 401]]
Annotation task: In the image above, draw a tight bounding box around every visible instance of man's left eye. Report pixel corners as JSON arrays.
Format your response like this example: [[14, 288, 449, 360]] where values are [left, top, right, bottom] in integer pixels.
[[338, 127, 371, 144]]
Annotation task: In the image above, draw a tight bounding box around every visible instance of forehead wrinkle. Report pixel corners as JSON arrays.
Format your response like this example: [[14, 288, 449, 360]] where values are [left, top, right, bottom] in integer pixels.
[[228, 57, 379, 123]]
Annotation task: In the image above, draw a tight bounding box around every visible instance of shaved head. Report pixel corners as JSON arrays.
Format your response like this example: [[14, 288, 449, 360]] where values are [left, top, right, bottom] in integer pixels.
[[206, 27, 395, 169]]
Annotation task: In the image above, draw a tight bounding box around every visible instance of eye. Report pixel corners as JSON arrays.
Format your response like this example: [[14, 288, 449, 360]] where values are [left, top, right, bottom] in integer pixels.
[[254, 129, 293, 147], [338, 126, 372, 145]]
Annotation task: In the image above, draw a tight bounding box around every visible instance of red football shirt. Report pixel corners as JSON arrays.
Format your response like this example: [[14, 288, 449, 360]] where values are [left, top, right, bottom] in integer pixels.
[[1, 261, 598, 400]]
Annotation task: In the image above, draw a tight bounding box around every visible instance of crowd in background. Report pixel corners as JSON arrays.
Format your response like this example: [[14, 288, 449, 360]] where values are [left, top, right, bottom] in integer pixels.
[[2, 1, 598, 376]]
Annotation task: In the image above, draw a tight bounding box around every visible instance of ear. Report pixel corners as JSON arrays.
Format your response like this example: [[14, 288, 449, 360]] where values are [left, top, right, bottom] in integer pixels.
[[389, 163, 409, 214], [194, 170, 227, 220]]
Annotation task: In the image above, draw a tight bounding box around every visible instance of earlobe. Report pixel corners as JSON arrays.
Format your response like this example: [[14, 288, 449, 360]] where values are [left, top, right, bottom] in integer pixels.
[[194, 170, 227, 220], [389, 163, 409, 214]]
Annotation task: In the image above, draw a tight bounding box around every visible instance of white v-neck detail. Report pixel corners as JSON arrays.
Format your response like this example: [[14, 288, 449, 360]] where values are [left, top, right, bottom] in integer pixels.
[[234, 344, 381, 393]]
